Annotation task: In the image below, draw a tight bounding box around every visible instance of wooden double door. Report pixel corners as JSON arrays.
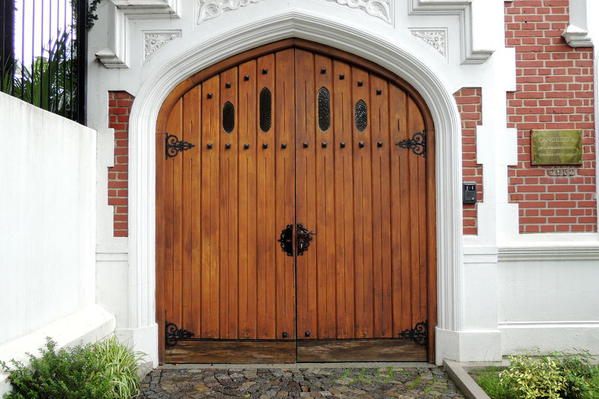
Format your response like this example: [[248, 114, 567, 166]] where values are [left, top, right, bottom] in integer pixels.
[[157, 40, 436, 364]]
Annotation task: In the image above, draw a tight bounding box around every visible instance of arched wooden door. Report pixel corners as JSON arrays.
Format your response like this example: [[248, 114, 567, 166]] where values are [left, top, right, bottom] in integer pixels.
[[156, 40, 437, 364]]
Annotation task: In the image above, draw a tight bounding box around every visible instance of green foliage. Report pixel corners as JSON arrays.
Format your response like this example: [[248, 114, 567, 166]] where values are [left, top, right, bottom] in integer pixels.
[[552, 351, 598, 399], [87, 0, 104, 30], [500, 355, 566, 399], [470, 367, 517, 399], [1, 337, 143, 399], [471, 352, 599, 399], [1, 31, 79, 117], [93, 337, 143, 399], [1, 338, 112, 399]]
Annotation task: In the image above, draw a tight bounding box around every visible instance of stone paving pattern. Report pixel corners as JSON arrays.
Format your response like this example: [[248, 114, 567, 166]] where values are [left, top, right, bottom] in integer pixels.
[[139, 366, 465, 398]]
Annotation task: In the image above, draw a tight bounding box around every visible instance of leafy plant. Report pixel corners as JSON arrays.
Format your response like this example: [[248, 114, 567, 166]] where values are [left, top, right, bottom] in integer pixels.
[[499, 354, 566, 399], [471, 367, 516, 399], [1, 338, 112, 399], [87, 0, 104, 30], [471, 352, 599, 399], [2, 31, 79, 118], [1, 337, 143, 399], [93, 337, 144, 399]]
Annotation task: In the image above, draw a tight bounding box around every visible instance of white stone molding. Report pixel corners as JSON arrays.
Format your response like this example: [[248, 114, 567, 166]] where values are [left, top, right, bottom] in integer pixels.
[[562, 0, 593, 47], [111, 0, 180, 18], [409, 28, 447, 57], [127, 10, 464, 366], [498, 244, 599, 262], [197, 0, 265, 23], [95, 5, 129, 68], [408, 0, 493, 64], [96, 0, 181, 68], [324, 0, 392, 24], [144, 31, 182, 62]]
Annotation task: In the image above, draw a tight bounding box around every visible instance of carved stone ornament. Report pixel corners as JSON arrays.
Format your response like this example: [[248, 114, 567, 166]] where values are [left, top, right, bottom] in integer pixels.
[[410, 29, 447, 57], [144, 31, 182, 62], [325, 0, 392, 24], [197, 0, 265, 23]]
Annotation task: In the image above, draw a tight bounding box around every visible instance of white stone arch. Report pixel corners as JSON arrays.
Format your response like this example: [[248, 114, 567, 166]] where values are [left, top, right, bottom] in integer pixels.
[[127, 10, 464, 366]]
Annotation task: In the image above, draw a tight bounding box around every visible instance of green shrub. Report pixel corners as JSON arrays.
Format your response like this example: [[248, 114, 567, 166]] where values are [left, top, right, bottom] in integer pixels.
[[553, 351, 597, 399], [472, 352, 599, 399], [1, 338, 112, 399], [1, 337, 143, 399], [471, 367, 517, 399], [93, 337, 143, 399], [499, 354, 566, 399]]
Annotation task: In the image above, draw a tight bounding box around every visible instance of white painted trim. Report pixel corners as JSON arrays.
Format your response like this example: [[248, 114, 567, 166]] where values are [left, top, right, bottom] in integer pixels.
[[96, 0, 181, 68], [324, 0, 393, 24], [95, 6, 129, 68], [112, 0, 180, 18], [498, 245, 599, 262], [408, 0, 494, 64], [499, 321, 599, 327], [126, 10, 464, 365], [97, 252, 129, 262], [563, 0, 593, 48]]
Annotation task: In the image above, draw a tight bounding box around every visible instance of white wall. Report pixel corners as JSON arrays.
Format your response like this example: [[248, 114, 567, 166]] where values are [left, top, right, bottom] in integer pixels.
[[497, 238, 599, 354], [0, 93, 115, 375]]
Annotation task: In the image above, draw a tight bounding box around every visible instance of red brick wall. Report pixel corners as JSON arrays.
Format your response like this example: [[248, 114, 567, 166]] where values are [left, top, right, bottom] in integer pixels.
[[456, 88, 484, 235], [505, 0, 597, 233], [108, 91, 134, 237]]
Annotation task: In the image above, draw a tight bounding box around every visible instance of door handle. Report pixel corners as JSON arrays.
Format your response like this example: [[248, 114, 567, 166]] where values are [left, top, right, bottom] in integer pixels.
[[296, 224, 316, 256], [278, 224, 294, 257]]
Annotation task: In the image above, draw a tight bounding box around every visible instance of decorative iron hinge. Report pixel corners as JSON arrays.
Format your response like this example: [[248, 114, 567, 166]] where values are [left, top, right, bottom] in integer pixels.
[[165, 133, 195, 159], [396, 131, 426, 157], [165, 322, 194, 347], [399, 321, 428, 346]]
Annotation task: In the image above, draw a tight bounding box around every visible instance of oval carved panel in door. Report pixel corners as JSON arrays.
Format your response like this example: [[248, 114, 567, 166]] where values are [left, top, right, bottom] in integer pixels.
[[156, 39, 437, 365]]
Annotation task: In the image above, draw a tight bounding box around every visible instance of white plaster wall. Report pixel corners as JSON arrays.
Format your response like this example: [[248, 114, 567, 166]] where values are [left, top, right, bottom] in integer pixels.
[[498, 253, 599, 354], [0, 92, 99, 345]]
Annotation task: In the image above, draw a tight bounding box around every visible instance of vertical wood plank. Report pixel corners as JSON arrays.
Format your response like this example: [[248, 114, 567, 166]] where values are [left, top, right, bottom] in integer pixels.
[[156, 128, 166, 360], [219, 67, 240, 339], [200, 76, 221, 338], [407, 96, 423, 328], [295, 49, 318, 340], [389, 85, 411, 335], [332, 60, 355, 339], [314, 54, 336, 339], [182, 86, 202, 334], [165, 99, 183, 327], [351, 66, 374, 339], [370, 75, 392, 338], [238, 60, 258, 339], [409, 98, 428, 325], [256, 54, 277, 339], [275, 49, 296, 340]]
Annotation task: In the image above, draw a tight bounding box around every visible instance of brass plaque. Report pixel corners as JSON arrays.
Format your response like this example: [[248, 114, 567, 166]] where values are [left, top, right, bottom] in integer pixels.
[[531, 130, 582, 166]]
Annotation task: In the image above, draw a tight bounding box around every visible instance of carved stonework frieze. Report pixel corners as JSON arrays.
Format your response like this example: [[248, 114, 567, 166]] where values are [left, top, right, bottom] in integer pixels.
[[326, 0, 392, 24], [410, 28, 448, 58], [144, 31, 182, 61], [197, 0, 265, 23]]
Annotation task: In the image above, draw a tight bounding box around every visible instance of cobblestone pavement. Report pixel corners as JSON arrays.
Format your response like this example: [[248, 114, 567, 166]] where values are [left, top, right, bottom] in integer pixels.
[[139, 366, 464, 398]]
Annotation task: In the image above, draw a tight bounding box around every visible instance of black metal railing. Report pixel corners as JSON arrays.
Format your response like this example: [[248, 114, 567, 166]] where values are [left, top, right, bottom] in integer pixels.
[[1, 0, 87, 124]]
